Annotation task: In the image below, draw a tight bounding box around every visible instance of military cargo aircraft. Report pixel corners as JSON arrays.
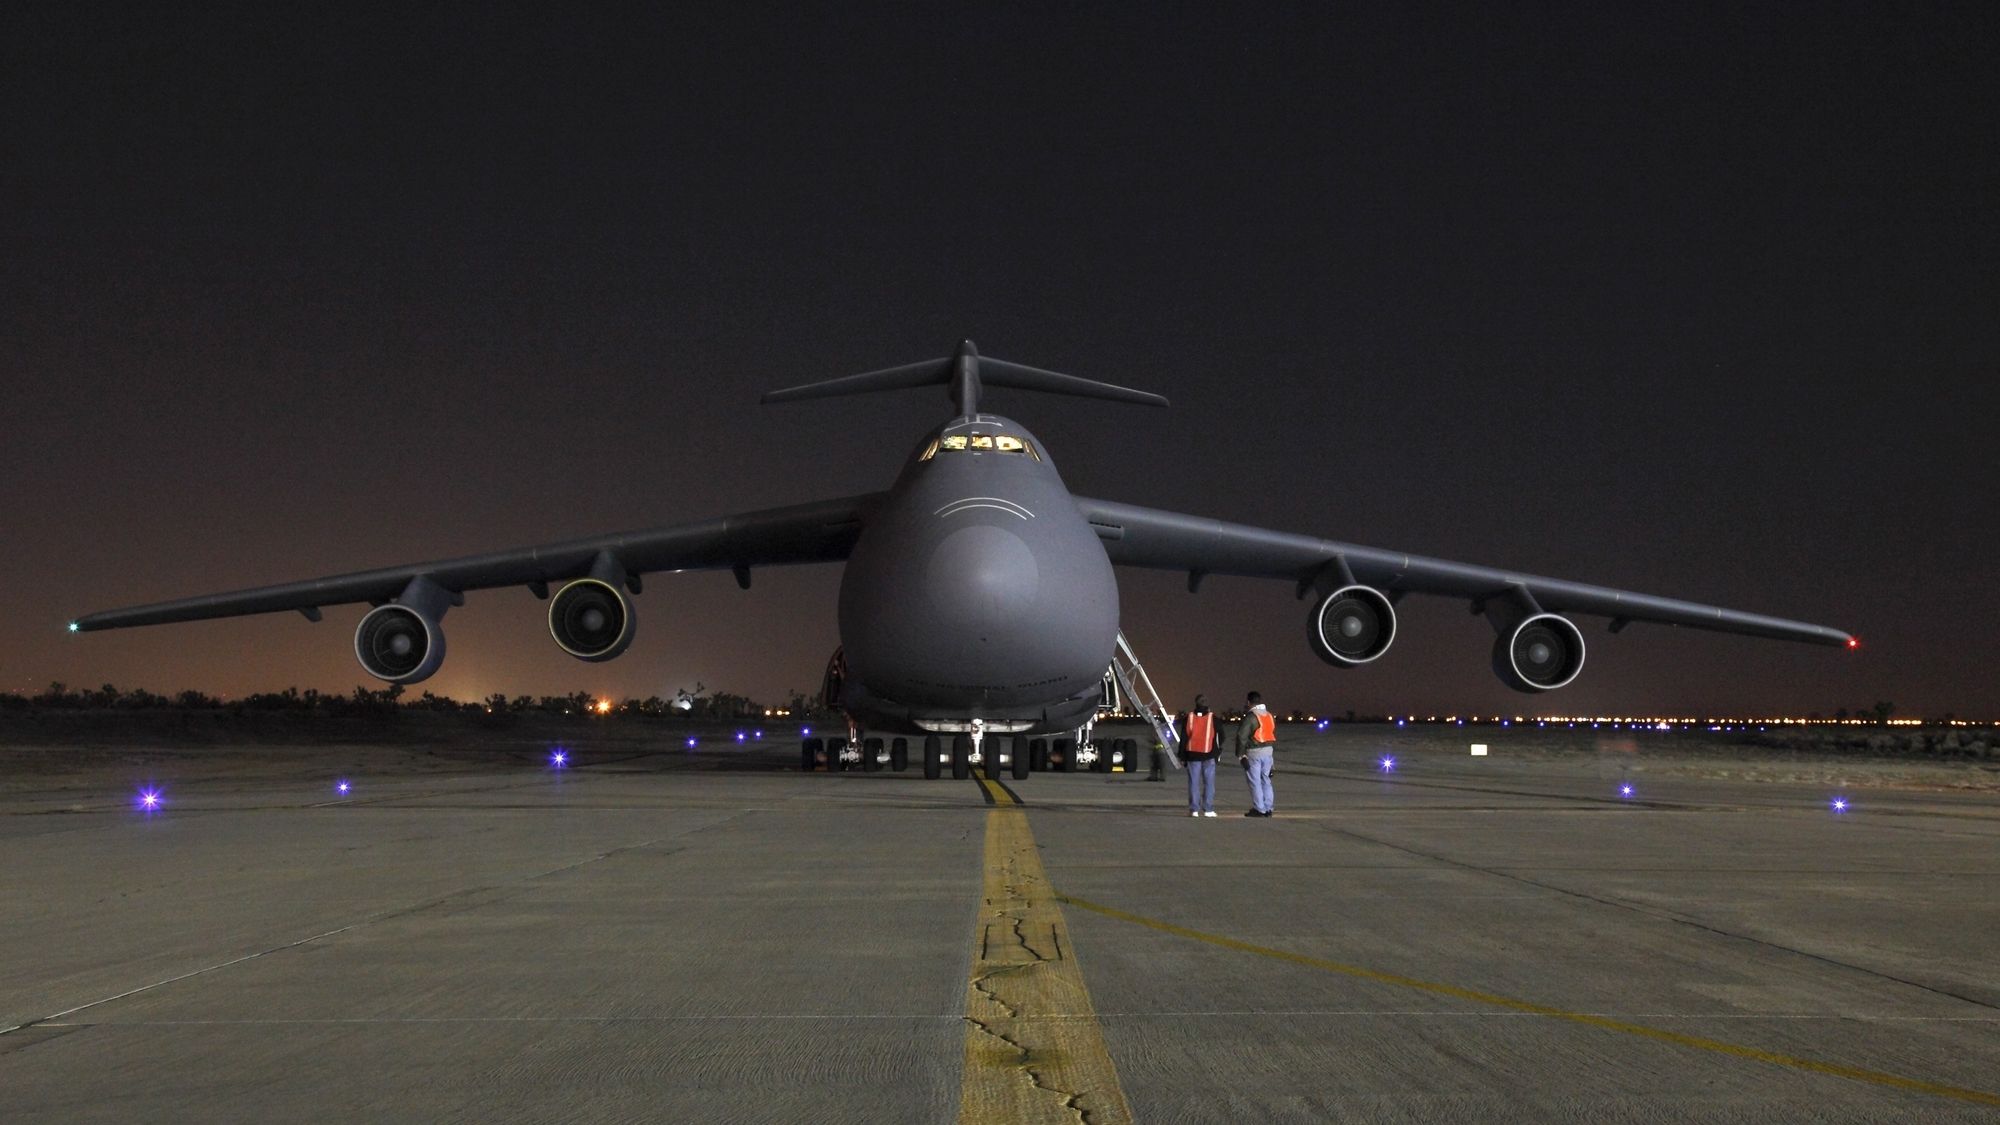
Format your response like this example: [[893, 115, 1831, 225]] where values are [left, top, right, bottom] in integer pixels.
[[72, 341, 1852, 780]]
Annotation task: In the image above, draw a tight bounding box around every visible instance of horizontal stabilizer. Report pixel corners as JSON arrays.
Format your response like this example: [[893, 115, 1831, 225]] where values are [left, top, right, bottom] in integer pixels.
[[761, 340, 1168, 416]]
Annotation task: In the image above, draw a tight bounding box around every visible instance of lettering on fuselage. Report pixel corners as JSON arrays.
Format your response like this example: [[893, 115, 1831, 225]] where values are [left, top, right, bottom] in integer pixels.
[[908, 675, 1073, 692]]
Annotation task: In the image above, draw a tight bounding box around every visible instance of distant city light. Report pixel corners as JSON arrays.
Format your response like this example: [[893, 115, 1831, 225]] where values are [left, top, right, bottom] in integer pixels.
[[593, 699, 613, 715]]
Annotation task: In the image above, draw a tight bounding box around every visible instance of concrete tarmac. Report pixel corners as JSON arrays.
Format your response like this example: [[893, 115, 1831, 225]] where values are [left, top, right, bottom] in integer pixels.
[[3, 727, 1998, 1122]]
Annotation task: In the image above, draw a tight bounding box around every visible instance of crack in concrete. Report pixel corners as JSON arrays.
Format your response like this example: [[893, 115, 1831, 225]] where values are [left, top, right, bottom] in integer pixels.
[[959, 807, 1129, 1123]]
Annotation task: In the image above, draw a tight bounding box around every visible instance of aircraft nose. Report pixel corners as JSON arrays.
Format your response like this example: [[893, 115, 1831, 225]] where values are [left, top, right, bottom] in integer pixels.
[[926, 524, 1039, 628]]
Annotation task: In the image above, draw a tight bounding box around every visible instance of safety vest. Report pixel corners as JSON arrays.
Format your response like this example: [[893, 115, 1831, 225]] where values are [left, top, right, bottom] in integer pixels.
[[1186, 712, 1216, 753], [1252, 711, 1276, 745]]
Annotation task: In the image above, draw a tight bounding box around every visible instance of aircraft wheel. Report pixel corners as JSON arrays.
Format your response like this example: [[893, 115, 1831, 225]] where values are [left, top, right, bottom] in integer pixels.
[[951, 735, 971, 780], [863, 737, 883, 772], [890, 737, 909, 772], [1029, 738, 1047, 771], [1010, 736, 1029, 781], [1053, 738, 1073, 772], [923, 734, 942, 780], [827, 737, 846, 772], [802, 737, 822, 772], [1093, 744, 1111, 773], [983, 742, 1003, 780], [1118, 738, 1137, 771]]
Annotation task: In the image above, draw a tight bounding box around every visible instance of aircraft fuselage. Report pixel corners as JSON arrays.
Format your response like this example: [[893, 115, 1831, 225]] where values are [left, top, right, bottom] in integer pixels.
[[836, 413, 1115, 736]]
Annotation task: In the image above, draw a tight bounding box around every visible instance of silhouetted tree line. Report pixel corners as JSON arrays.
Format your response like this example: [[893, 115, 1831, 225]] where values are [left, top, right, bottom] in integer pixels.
[[1, 682, 781, 720], [2, 682, 419, 715]]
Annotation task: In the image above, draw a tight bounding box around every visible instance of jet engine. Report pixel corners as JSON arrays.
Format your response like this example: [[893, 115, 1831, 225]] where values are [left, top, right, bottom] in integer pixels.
[[1491, 613, 1585, 693], [549, 578, 636, 661], [1308, 585, 1397, 666], [354, 604, 446, 684]]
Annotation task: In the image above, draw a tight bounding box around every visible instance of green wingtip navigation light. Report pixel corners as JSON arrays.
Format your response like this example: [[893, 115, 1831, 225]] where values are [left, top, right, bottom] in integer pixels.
[[67, 621, 79, 633]]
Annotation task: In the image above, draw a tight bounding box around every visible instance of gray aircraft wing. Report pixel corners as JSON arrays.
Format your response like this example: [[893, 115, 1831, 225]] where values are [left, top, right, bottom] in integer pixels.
[[1073, 496, 1852, 647], [71, 493, 883, 632]]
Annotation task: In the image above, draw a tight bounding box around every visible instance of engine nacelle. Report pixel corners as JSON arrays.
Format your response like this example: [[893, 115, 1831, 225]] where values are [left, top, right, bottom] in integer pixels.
[[1491, 613, 1586, 693], [354, 604, 446, 684], [549, 578, 636, 661], [1308, 585, 1397, 666]]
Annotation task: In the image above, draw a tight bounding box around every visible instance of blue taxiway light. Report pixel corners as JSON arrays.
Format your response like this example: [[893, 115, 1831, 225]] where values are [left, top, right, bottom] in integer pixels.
[[335, 780, 351, 795], [686, 737, 698, 748], [1831, 796, 1849, 813], [1379, 756, 1396, 772], [754, 730, 763, 739], [735, 732, 745, 742], [136, 788, 162, 812], [550, 750, 568, 768], [1619, 783, 1634, 798], [802, 726, 812, 737]]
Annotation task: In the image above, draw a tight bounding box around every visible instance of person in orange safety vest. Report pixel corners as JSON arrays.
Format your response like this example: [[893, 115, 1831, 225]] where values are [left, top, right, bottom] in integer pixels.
[[1176, 695, 1221, 817], [1235, 690, 1277, 817]]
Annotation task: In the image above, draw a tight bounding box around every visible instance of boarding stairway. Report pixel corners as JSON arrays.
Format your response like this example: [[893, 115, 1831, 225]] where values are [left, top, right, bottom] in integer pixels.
[[1106, 631, 1181, 770]]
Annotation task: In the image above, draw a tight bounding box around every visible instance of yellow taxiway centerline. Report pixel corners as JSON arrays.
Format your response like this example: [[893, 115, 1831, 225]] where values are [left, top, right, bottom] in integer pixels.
[[1056, 892, 2000, 1109], [959, 774, 1134, 1123]]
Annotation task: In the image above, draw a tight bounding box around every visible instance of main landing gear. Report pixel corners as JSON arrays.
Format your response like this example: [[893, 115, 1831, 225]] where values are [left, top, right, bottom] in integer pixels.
[[801, 722, 1123, 780], [801, 731, 909, 773]]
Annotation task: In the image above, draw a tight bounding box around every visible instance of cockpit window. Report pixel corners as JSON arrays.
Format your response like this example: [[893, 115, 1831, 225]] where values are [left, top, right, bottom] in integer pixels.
[[918, 431, 1041, 462]]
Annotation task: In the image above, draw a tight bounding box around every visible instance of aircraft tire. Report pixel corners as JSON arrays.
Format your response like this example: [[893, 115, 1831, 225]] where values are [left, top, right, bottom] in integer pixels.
[[1010, 736, 1030, 781], [827, 737, 846, 772], [802, 738, 822, 772], [1053, 738, 1073, 772], [1093, 744, 1111, 774], [890, 738, 909, 772], [984, 744, 1003, 780], [951, 735, 971, 780], [863, 737, 883, 772], [1029, 739, 1047, 771], [923, 734, 942, 780]]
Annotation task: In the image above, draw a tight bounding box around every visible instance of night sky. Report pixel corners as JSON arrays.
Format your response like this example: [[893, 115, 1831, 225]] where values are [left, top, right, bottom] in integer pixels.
[[6, 7, 1995, 717]]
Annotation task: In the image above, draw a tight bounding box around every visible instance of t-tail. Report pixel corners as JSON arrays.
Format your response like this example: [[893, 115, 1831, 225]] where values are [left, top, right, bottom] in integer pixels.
[[760, 339, 1169, 417]]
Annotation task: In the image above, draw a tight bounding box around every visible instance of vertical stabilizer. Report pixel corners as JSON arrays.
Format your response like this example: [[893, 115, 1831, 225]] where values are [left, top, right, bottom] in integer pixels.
[[950, 339, 980, 417]]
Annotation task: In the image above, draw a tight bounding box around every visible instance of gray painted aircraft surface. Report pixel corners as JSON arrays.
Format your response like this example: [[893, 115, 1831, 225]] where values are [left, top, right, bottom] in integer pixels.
[[72, 342, 1853, 770]]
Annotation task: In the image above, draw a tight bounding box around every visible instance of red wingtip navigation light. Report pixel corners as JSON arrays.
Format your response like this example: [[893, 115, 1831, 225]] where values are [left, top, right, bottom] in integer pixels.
[[1847, 636, 1860, 651]]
